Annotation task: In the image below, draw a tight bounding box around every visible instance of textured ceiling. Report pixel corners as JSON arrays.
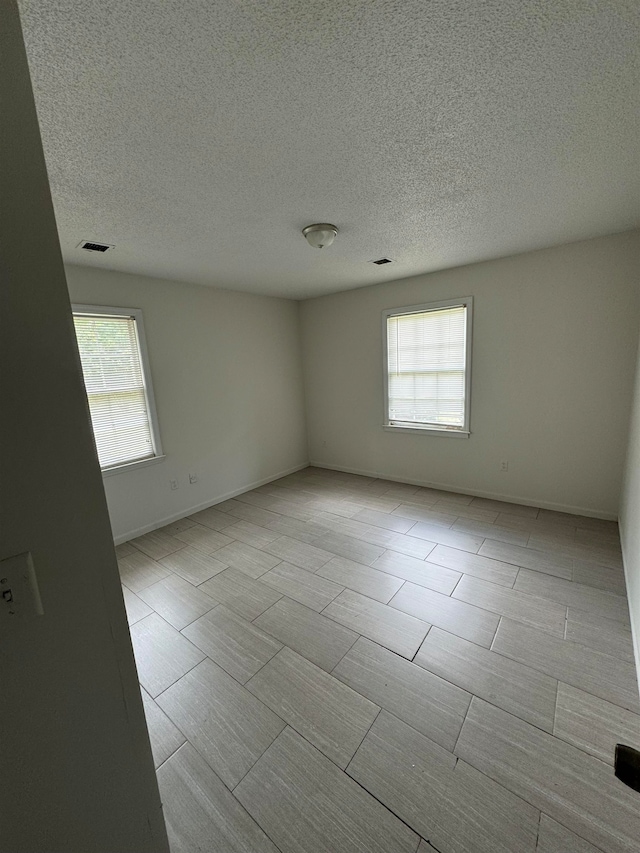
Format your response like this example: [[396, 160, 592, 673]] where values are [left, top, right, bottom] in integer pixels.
[[19, 0, 640, 299]]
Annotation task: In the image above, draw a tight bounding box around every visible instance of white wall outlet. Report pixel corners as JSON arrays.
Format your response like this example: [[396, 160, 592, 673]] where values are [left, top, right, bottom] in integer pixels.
[[170, 479, 179, 490], [189, 473, 198, 484], [500, 460, 509, 472], [0, 552, 43, 619]]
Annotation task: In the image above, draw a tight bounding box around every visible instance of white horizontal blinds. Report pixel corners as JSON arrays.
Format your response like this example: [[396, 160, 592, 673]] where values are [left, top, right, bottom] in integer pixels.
[[73, 313, 155, 469], [387, 305, 467, 428]]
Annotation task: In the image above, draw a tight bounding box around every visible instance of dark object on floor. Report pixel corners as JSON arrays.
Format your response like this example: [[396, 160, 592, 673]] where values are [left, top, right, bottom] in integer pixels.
[[615, 744, 640, 792]]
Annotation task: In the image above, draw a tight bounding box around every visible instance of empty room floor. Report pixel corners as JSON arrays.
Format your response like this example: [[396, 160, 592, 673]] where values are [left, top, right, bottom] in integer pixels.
[[118, 467, 640, 853]]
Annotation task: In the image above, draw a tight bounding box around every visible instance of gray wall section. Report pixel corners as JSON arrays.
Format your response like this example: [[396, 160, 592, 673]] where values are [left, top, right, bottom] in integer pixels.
[[0, 3, 169, 850]]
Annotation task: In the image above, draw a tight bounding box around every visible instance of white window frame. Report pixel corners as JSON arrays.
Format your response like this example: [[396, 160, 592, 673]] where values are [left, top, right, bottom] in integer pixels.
[[382, 297, 473, 437], [72, 304, 165, 475]]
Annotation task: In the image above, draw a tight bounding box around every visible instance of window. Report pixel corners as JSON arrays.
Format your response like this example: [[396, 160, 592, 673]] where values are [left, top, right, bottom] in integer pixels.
[[383, 297, 473, 436], [72, 304, 163, 472]]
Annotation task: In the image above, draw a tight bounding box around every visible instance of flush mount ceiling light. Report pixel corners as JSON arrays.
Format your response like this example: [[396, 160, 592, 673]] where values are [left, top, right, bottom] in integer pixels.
[[302, 223, 338, 249]]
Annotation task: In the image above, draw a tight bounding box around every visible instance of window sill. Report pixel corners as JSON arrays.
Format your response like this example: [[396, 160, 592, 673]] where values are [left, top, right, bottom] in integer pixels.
[[101, 454, 166, 477], [383, 424, 470, 438]]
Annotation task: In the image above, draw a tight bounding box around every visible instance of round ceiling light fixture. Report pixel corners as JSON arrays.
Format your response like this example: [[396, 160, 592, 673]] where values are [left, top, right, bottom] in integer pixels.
[[302, 223, 338, 249]]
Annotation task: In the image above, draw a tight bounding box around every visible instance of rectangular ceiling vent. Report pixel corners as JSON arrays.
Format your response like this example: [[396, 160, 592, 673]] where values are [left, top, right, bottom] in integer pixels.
[[372, 257, 393, 265], [78, 240, 114, 253]]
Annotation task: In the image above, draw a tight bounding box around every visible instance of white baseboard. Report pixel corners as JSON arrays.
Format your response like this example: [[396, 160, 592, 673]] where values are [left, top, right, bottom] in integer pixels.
[[113, 461, 310, 544], [308, 461, 617, 521], [115, 455, 618, 544]]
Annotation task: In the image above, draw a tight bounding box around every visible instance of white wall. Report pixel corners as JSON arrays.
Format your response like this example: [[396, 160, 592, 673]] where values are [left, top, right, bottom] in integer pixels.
[[301, 231, 640, 518], [0, 3, 168, 850], [620, 326, 640, 674], [65, 265, 308, 542]]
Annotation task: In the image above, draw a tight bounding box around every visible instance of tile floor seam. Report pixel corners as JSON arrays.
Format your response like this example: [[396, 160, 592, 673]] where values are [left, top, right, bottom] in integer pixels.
[[142, 688, 191, 767], [150, 650, 210, 703], [344, 707, 541, 851], [491, 621, 637, 707], [416, 628, 563, 737], [342, 752, 438, 849], [486, 617, 500, 650], [144, 602, 206, 636], [339, 536, 590, 588], [230, 720, 410, 853], [172, 540, 636, 692], [551, 679, 560, 737], [537, 814, 611, 853], [454, 612, 636, 706], [228, 733, 287, 797], [452, 576, 568, 633], [450, 710, 467, 756], [205, 507, 614, 585], [241, 691, 371, 776], [490, 616, 503, 652], [152, 739, 187, 774], [448, 572, 464, 597], [327, 632, 362, 675], [197, 623, 283, 687], [410, 628, 430, 663], [534, 809, 542, 850], [129, 541, 188, 561], [470, 673, 633, 755], [176, 601, 222, 634], [456, 702, 636, 852], [343, 705, 383, 769], [316, 584, 407, 615]]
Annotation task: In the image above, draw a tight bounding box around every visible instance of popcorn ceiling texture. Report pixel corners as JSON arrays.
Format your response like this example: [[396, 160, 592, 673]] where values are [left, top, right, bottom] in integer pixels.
[[18, 0, 640, 298]]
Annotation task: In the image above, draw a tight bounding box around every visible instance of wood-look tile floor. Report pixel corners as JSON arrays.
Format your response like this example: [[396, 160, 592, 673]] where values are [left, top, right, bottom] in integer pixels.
[[119, 467, 640, 853]]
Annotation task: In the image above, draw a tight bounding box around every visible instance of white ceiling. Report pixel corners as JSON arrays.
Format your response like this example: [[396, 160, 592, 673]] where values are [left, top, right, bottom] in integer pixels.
[[19, 0, 640, 299]]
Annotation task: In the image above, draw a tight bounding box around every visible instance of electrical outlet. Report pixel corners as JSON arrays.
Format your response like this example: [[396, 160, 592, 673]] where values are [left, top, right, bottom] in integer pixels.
[[189, 473, 198, 484], [500, 460, 509, 472], [170, 479, 179, 490], [322, 441, 327, 448]]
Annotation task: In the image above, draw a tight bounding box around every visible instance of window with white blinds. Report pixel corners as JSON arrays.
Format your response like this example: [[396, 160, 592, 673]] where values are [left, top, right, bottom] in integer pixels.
[[384, 298, 472, 434], [72, 305, 162, 470]]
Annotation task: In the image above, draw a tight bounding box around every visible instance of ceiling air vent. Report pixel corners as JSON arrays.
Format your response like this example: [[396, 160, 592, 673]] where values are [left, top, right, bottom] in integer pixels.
[[372, 257, 393, 265], [77, 240, 114, 253]]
